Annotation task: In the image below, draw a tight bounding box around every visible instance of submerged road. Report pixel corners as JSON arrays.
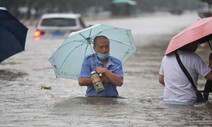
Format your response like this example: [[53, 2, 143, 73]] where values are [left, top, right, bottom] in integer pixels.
[[1, 12, 212, 127]]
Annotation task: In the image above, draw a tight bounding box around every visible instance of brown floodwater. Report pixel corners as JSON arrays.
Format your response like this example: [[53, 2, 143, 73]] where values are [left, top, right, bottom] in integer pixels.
[[1, 12, 212, 127]]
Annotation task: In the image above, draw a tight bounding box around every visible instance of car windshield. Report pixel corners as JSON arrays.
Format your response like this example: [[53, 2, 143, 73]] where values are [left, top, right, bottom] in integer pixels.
[[41, 18, 77, 27]]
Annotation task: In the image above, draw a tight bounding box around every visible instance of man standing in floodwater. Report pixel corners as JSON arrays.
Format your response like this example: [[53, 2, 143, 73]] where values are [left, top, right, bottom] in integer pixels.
[[78, 35, 124, 97], [159, 41, 212, 105]]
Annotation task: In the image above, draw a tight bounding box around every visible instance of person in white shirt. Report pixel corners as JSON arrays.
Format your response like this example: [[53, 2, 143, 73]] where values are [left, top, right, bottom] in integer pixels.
[[159, 41, 212, 105]]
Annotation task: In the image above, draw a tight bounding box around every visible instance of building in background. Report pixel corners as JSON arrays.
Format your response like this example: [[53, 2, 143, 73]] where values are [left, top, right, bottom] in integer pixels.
[[110, 0, 137, 16]]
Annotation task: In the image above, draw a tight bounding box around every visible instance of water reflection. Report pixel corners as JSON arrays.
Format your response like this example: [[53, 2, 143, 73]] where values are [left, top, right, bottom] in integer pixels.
[[1, 13, 212, 126], [0, 69, 27, 81], [54, 97, 125, 108]]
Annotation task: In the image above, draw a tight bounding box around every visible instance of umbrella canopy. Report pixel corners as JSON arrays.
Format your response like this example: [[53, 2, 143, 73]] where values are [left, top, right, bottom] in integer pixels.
[[112, 0, 137, 5], [0, 9, 28, 62], [165, 17, 212, 55], [49, 24, 137, 80]]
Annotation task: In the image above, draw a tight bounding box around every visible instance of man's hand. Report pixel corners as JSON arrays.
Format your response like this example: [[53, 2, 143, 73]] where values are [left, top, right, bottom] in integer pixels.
[[159, 74, 165, 86], [96, 67, 107, 75], [95, 66, 123, 86]]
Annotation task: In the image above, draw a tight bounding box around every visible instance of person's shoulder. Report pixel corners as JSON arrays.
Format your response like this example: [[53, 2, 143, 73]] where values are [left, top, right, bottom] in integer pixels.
[[110, 56, 122, 64], [179, 51, 198, 57], [185, 52, 200, 58], [179, 51, 202, 62], [84, 54, 95, 60], [163, 53, 174, 60]]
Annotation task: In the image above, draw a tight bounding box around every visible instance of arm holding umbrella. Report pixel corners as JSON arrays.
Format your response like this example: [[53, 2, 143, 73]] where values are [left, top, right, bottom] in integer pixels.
[[159, 41, 212, 86], [158, 17, 212, 104]]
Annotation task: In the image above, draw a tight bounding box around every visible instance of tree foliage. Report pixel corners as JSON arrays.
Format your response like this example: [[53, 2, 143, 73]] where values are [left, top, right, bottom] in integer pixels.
[[0, 0, 205, 19]]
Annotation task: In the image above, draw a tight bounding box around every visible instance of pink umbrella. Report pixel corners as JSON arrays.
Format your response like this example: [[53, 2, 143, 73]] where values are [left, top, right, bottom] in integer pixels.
[[165, 17, 212, 55]]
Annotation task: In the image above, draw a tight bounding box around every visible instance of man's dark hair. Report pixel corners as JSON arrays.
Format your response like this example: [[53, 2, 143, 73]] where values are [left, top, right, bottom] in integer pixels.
[[93, 35, 109, 46]]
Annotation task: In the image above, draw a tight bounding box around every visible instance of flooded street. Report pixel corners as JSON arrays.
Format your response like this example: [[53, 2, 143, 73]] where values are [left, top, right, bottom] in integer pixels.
[[1, 12, 212, 127]]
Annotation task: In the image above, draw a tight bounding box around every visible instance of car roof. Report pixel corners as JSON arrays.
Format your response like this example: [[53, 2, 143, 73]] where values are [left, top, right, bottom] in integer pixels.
[[41, 13, 82, 19], [0, 7, 7, 10]]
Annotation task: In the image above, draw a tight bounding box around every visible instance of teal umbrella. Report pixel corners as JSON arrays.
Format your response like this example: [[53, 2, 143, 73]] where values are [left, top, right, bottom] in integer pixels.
[[112, 0, 137, 5], [49, 24, 137, 80]]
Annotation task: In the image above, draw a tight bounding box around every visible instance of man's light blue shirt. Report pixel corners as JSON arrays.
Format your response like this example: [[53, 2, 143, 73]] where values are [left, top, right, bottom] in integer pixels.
[[79, 54, 123, 97]]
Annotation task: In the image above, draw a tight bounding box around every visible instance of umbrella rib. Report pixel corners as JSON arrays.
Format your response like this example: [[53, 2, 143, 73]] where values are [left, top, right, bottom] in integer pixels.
[[1, 25, 26, 49], [84, 44, 89, 57], [56, 39, 86, 51], [84, 43, 94, 57], [60, 34, 95, 51], [51, 25, 138, 79], [89, 28, 135, 48], [90, 28, 113, 37], [109, 38, 135, 49], [1, 18, 27, 48], [58, 42, 89, 72], [78, 28, 92, 40], [88, 28, 92, 38], [54, 29, 95, 73], [79, 33, 87, 40]]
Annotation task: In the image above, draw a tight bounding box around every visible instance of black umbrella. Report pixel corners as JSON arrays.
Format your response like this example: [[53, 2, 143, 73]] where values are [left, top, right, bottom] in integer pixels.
[[0, 9, 28, 62]]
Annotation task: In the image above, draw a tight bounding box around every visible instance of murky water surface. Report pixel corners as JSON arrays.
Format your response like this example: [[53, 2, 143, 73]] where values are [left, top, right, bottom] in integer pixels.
[[1, 12, 212, 127]]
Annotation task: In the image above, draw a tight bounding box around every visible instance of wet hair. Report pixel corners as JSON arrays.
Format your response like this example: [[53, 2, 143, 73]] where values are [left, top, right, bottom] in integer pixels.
[[180, 41, 199, 52], [93, 35, 109, 46]]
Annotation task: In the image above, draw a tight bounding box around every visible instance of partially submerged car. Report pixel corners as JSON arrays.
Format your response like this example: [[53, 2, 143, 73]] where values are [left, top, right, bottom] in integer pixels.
[[34, 13, 86, 39]]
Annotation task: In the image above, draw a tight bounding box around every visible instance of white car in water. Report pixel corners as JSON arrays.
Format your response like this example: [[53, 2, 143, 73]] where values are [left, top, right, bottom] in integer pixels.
[[34, 13, 86, 39]]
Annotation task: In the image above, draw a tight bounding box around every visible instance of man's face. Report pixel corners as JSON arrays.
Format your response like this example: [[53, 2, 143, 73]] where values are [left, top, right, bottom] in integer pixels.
[[94, 38, 110, 54]]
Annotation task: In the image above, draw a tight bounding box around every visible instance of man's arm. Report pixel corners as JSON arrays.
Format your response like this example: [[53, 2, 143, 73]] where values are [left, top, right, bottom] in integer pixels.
[[159, 74, 165, 86], [78, 56, 93, 86], [96, 67, 123, 86], [78, 77, 92, 86]]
